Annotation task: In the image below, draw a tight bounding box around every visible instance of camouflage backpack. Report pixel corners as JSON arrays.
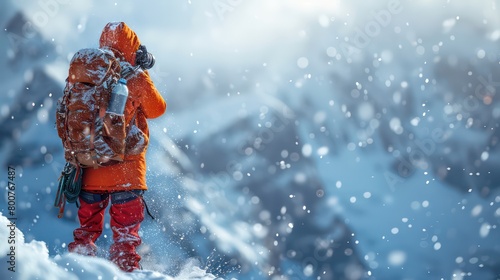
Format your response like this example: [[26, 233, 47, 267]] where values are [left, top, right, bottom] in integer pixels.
[[56, 48, 127, 168]]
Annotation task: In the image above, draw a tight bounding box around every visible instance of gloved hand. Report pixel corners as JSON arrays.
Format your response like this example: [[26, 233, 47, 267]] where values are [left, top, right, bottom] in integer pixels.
[[135, 45, 155, 70]]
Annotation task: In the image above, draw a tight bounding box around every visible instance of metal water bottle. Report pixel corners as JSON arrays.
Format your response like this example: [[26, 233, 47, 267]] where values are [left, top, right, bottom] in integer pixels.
[[107, 78, 128, 114]]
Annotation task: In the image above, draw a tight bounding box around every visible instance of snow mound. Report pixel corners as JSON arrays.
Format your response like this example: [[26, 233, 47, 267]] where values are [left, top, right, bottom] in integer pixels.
[[0, 213, 221, 280]]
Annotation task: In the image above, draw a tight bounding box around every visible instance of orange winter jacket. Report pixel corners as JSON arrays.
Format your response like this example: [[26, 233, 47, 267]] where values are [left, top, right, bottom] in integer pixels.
[[82, 22, 166, 192]]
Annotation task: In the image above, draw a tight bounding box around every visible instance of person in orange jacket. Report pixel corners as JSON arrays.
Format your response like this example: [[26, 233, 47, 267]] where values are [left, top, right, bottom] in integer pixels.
[[68, 22, 166, 272]]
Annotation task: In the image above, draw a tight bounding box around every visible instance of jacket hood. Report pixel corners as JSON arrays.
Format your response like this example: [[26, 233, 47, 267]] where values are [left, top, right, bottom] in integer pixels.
[[99, 22, 140, 65]]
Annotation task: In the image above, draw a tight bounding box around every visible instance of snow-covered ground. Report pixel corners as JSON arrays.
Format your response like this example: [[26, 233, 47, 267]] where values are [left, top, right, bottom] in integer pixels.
[[0, 212, 220, 280]]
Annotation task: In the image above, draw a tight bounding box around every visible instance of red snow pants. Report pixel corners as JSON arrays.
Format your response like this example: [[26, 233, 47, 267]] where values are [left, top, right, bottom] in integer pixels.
[[68, 190, 145, 272]]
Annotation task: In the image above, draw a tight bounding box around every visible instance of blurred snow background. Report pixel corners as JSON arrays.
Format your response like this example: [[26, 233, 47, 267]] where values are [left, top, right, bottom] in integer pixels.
[[1, 0, 500, 279]]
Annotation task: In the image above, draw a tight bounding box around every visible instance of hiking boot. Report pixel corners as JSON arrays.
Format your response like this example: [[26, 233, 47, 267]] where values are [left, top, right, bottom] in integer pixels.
[[68, 242, 97, 256]]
